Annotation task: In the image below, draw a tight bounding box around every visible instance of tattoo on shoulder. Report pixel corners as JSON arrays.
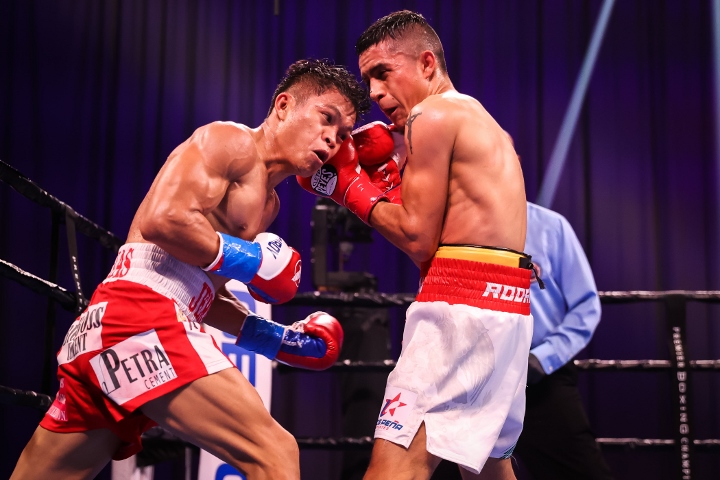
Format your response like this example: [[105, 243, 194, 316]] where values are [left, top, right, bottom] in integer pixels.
[[406, 112, 422, 154]]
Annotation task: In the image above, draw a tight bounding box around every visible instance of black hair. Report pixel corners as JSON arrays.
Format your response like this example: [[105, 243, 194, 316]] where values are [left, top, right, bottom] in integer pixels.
[[355, 10, 447, 73], [268, 59, 370, 118]]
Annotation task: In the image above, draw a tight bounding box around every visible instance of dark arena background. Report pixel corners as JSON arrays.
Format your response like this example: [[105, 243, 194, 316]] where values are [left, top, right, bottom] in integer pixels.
[[2, 1, 720, 479]]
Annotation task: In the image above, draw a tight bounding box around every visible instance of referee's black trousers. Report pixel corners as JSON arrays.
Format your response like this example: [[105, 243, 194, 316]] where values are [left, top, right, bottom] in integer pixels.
[[514, 361, 614, 480]]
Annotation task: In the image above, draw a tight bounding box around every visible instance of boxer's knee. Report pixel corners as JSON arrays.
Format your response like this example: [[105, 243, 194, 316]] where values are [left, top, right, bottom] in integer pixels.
[[231, 427, 299, 480], [269, 427, 300, 467]]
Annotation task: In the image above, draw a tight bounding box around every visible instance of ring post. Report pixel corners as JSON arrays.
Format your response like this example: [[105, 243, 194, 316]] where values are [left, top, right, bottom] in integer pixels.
[[666, 295, 692, 480]]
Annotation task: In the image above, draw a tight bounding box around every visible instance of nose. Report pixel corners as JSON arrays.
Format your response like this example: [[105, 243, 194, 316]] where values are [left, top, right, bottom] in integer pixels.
[[324, 128, 338, 150], [369, 79, 384, 103]]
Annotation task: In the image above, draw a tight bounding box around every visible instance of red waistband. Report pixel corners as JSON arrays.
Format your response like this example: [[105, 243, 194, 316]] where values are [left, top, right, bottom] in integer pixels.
[[417, 257, 531, 315]]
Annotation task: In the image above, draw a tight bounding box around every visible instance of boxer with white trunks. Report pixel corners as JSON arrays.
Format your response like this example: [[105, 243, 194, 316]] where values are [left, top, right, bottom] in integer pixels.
[[298, 11, 534, 480], [377, 245, 533, 474], [11, 58, 369, 480]]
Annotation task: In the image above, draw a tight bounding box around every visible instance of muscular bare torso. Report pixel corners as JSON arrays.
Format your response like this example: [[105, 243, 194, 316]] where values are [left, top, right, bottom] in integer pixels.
[[433, 92, 527, 252], [125, 122, 280, 289]]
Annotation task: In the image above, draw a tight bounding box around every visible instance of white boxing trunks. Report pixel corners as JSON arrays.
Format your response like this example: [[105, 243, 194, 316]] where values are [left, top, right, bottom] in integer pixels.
[[40, 243, 235, 460], [374, 245, 534, 474]]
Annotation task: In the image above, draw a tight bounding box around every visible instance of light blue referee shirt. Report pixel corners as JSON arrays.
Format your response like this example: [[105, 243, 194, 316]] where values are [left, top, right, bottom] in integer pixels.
[[525, 202, 601, 375]]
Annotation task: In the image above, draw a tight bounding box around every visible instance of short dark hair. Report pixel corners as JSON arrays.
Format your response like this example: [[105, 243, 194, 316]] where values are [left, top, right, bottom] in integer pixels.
[[355, 10, 447, 73], [268, 59, 370, 118]]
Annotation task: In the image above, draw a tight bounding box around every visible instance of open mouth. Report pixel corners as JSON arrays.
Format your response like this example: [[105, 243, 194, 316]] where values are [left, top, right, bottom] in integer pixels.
[[313, 150, 329, 163], [384, 107, 398, 118]]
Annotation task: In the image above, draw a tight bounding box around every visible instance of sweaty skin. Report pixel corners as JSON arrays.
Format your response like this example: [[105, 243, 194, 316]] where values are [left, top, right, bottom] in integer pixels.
[[359, 41, 526, 265], [10, 88, 357, 480], [359, 35, 526, 480], [126, 90, 356, 296]]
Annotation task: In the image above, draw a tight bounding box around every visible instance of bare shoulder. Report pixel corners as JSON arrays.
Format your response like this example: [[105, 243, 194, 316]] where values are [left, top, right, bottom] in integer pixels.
[[418, 92, 481, 118], [433, 92, 508, 146], [408, 92, 483, 135], [405, 94, 474, 153], [193, 121, 255, 153], [190, 121, 258, 178]]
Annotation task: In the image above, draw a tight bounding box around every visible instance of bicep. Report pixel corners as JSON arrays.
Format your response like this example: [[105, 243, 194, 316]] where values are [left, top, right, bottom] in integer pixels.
[[400, 110, 453, 240]]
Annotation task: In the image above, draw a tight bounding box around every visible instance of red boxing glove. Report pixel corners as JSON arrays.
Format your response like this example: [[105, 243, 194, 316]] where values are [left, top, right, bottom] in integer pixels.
[[247, 232, 302, 304], [353, 121, 397, 165], [297, 137, 386, 223], [275, 312, 344, 371], [353, 122, 406, 205]]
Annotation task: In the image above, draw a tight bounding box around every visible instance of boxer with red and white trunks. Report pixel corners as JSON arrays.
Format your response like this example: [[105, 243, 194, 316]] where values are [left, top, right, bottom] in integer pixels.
[[40, 243, 233, 460], [39, 240, 345, 461], [298, 11, 534, 480], [11, 58, 369, 480]]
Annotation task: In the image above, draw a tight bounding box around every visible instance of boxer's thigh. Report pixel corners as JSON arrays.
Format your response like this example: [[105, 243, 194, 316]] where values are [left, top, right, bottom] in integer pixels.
[[141, 368, 299, 477], [11, 426, 122, 480]]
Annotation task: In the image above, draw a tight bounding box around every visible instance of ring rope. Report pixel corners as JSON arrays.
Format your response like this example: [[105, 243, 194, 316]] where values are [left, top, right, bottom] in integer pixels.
[[0, 159, 123, 252], [284, 290, 720, 307], [292, 436, 720, 451], [5, 258, 720, 316], [3, 159, 720, 469], [0, 258, 86, 312], [1, 383, 719, 456], [274, 358, 720, 374], [0, 385, 53, 411]]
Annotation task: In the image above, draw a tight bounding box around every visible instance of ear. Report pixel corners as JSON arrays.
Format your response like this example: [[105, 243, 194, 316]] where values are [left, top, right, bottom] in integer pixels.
[[274, 92, 294, 120], [419, 50, 436, 79]]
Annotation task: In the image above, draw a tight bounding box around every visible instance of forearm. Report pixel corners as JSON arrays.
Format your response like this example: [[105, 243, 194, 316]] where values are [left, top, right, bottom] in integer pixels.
[[237, 312, 344, 371], [531, 304, 600, 373], [203, 285, 249, 336], [535, 216, 601, 370], [369, 202, 438, 264], [140, 209, 221, 268]]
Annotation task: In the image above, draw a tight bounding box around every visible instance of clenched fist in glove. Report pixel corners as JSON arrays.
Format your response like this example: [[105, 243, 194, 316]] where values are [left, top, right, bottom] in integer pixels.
[[203, 231, 301, 305], [352, 121, 406, 205], [296, 137, 386, 224], [236, 311, 343, 371]]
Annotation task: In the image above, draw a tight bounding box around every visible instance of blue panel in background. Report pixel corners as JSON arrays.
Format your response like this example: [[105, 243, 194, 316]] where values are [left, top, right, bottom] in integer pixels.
[[215, 463, 246, 480], [221, 287, 259, 386]]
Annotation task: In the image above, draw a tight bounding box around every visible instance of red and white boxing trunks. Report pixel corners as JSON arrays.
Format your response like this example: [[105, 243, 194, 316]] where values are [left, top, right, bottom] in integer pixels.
[[374, 245, 534, 474], [40, 243, 234, 460]]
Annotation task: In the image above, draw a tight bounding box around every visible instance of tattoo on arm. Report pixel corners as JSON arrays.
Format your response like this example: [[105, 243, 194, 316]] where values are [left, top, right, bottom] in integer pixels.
[[406, 112, 422, 154]]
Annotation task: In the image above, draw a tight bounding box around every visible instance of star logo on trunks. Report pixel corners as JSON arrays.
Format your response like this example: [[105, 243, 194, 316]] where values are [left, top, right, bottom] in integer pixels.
[[380, 392, 407, 417]]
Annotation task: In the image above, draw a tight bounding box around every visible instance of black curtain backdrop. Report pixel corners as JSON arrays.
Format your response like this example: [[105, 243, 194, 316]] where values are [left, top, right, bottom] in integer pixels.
[[1, 1, 719, 479]]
